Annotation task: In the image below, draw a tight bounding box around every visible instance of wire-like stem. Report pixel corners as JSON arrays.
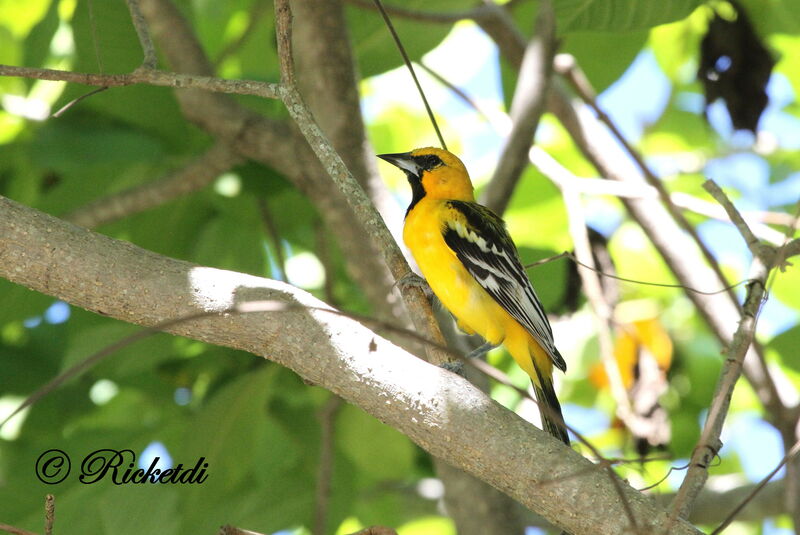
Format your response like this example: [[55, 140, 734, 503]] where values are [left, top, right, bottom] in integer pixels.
[[371, 0, 447, 150]]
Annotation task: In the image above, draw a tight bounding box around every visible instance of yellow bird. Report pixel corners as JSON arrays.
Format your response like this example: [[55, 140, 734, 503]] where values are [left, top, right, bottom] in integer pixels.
[[379, 147, 569, 444]]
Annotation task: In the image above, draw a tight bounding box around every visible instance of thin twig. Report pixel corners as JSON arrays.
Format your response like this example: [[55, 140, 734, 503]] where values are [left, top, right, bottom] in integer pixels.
[[218, 525, 267, 535], [536, 149, 643, 534], [637, 461, 692, 492], [52, 86, 109, 117], [347, 0, 529, 23], [417, 61, 504, 131], [345, 527, 398, 535], [524, 172, 789, 245], [0, 526, 37, 535], [0, 64, 280, 99], [670, 192, 789, 245], [43, 495, 54, 535], [761, 199, 800, 532], [125, 0, 158, 69], [371, 0, 447, 149], [703, 180, 765, 259], [535, 148, 631, 418]]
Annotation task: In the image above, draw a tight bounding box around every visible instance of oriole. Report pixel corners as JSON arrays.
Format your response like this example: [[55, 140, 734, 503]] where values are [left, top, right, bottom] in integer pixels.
[[379, 147, 569, 444]]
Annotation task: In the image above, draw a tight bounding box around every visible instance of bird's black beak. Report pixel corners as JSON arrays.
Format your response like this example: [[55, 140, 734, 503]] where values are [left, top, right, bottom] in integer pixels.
[[377, 152, 422, 178]]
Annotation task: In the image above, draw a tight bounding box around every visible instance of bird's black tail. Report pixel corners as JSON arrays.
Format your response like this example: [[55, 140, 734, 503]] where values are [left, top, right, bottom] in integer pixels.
[[531, 364, 569, 445]]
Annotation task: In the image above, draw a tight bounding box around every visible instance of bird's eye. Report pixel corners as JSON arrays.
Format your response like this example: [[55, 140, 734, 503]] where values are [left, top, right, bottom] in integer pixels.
[[422, 155, 443, 170]]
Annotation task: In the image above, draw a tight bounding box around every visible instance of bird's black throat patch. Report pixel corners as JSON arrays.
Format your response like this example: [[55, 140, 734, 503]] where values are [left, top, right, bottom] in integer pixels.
[[404, 171, 426, 218]]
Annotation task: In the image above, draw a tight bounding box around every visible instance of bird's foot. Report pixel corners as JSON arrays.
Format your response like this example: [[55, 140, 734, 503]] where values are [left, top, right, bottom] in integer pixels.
[[465, 341, 498, 360], [440, 360, 464, 375], [396, 272, 435, 301]]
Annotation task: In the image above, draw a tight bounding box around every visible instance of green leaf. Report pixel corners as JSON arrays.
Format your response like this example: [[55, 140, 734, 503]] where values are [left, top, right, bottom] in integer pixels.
[[99, 486, 180, 535], [739, 0, 800, 35], [0, 281, 52, 325], [0, 26, 20, 72], [113, 192, 217, 262], [642, 106, 714, 154], [336, 403, 414, 481], [22, 0, 59, 70], [648, 8, 706, 82], [0, 338, 60, 395], [558, 0, 703, 32], [176, 365, 294, 493], [66, 1, 198, 144], [0, 0, 51, 38], [772, 263, 800, 313], [192, 194, 268, 275], [769, 325, 800, 373], [30, 114, 164, 177], [772, 34, 800, 111], [503, 166, 570, 252], [174, 366, 309, 534], [561, 30, 649, 92], [28, 113, 166, 216], [346, 1, 468, 77], [62, 321, 177, 379], [398, 516, 456, 535], [518, 247, 568, 311]]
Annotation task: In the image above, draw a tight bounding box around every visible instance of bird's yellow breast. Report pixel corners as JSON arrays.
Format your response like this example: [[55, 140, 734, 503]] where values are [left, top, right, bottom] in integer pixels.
[[403, 198, 527, 361]]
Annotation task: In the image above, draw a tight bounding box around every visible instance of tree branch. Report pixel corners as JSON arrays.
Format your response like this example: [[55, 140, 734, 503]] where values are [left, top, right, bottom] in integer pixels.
[[703, 180, 772, 261], [134, 0, 404, 324], [547, 60, 789, 426], [273, 0, 450, 364], [0, 64, 280, 98], [469, 9, 796, 526], [0, 195, 703, 535], [532, 147, 637, 430], [125, 0, 158, 69], [0, 525, 38, 535], [652, 478, 783, 524], [669, 181, 776, 521], [290, 0, 407, 299], [554, 54, 737, 311], [467, 4, 787, 427], [481, 0, 556, 214]]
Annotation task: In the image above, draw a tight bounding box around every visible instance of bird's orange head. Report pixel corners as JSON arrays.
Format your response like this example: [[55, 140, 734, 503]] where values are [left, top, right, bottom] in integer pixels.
[[378, 147, 475, 214]]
